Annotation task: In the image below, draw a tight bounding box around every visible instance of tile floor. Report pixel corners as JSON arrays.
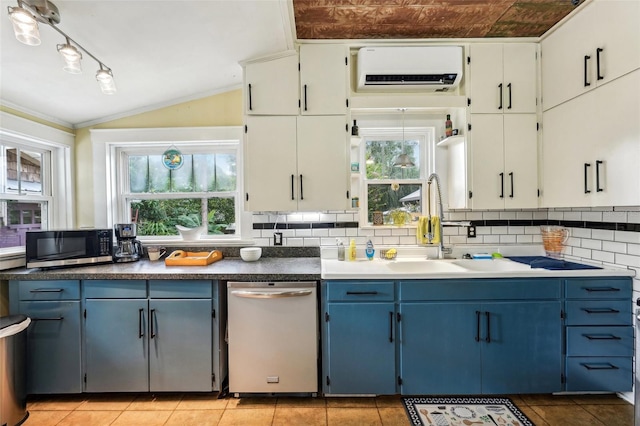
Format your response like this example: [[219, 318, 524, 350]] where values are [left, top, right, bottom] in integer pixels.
[[21, 393, 633, 426]]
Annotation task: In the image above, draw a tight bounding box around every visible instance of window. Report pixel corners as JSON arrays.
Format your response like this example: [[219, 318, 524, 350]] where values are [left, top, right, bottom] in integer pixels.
[[97, 127, 248, 242], [359, 127, 434, 226], [0, 112, 73, 256]]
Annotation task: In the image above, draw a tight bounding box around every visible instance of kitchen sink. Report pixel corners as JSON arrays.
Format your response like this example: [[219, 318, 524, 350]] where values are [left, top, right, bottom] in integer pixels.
[[384, 259, 468, 273], [452, 259, 533, 272]]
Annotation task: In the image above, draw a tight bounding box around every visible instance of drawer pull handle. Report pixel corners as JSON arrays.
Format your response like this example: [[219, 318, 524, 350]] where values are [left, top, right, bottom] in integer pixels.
[[30, 288, 64, 293], [32, 317, 64, 321], [581, 363, 619, 370], [346, 291, 378, 295], [581, 308, 620, 314], [583, 287, 621, 292], [583, 334, 621, 340]]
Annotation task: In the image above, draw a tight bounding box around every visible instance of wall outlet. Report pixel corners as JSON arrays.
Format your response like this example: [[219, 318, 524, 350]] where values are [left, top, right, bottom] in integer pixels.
[[467, 226, 476, 238], [274, 232, 283, 246]]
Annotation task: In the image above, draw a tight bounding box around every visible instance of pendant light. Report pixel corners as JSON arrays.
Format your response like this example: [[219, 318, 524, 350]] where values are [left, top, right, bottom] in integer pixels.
[[393, 108, 415, 168]]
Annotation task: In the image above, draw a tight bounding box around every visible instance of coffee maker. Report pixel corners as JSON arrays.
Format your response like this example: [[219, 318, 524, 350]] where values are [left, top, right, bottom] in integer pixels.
[[113, 223, 142, 263]]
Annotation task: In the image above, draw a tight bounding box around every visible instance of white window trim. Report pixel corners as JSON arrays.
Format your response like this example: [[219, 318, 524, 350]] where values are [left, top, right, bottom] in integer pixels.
[[358, 127, 435, 228], [0, 111, 74, 262], [91, 126, 253, 245]]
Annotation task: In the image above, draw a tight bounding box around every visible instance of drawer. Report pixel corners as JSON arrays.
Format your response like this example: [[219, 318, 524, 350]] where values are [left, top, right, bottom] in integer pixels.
[[17, 280, 80, 300], [83, 280, 147, 298], [565, 300, 632, 326], [325, 281, 394, 302], [399, 279, 560, 301], [566, 326, 633, 357], [149, 280, 212, 298], [565, 356, 632, 392], [565, 278, 632, 300]]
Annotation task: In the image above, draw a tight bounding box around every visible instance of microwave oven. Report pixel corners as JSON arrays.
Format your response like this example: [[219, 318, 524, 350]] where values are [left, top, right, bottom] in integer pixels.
[[26, 229, 113, 269]]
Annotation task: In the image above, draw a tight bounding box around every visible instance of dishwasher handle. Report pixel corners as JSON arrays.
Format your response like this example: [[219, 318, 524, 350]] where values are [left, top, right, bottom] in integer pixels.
[[231, 289, 313, 299]]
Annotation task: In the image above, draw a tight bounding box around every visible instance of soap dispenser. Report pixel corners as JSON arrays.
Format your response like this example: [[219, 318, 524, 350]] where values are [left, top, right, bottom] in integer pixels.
[[348, 239, 357, 261], [337, 239, 345, 261], [365, 240, 375, 261]]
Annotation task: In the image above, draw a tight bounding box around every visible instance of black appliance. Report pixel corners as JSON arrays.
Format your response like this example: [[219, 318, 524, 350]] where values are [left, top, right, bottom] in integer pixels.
[[26, 229, 113, 269]]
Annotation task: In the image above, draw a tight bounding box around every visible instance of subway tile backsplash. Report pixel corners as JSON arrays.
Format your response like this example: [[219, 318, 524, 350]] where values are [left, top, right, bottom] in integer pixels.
[[252, 206, 640, 289]]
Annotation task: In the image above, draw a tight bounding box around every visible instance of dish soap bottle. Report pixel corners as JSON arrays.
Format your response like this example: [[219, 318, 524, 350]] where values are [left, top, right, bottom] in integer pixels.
[[348, 239, 357, 261], [337, 239, 345, 261], [365, 240, 375, 261]]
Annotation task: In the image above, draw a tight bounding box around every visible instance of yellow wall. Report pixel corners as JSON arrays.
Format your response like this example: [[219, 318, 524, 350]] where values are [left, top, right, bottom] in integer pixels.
[[0, 105, 74, 134], [74, 89, 243, 228]]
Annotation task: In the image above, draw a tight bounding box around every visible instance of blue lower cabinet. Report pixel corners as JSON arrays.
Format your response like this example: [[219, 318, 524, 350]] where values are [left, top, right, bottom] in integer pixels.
[[19, 300, 82, 393], [566, 357, 633, 392], [481, 301, 562, 394], [400, 302, 482, 395], [399, 301, 562, 395], [148, 299, 212, 391], [84, 299, 149, 392], [324, 302, 396, 394]]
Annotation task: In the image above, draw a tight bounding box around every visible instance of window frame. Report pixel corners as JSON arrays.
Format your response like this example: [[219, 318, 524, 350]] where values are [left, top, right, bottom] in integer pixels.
[[93, 127, 252, 245], [358, 127, 435, 228]]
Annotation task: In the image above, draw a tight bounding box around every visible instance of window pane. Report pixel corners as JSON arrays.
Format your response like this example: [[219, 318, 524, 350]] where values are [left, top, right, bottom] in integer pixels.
[[131, 197, 235, 236], [215, 154, 237, 191], [171, 155, 194, 192], [367, 183, 422, 224], [149, 155, 170, 192], [193, 154, 214, 192], [129, 156, 149, 193], [365, 139, 420, 180], [0, 200, 45, 247], [3, 148, 43, 195]]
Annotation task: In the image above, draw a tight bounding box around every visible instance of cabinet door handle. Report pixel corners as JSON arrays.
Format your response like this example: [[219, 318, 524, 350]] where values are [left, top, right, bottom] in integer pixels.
[[581, 307, 620, 314], [485, 311, 491, 343], [248, 83, 253, 111], [596, 48, 604, 81], [304, 84, 308, 111], [138, 308, 144, 338], [30, 288, 63, 293], [299, 174, 304, 200], [31, 317, 64, 321], [388, 311, 394, 343], [584, 163, 591, 194], [150, 308, 156, 339], [583, 334, 621, 340], [583, 286, 621, 293], [507, 83, 512, 109], [582, 363, 619, 370], [498, 83, 503, 110], [291, 174, 295, 200], [346, 291, 379, 295], [475, 310, 481, 342], [509, 172, 514, 198], [499, 172, 504, 198], [584, 55, 591, 87], [596, 160, 604, 192]]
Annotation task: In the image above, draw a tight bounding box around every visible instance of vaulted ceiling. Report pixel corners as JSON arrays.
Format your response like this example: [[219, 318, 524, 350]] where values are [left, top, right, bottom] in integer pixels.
[[293, 0, 583, 39]]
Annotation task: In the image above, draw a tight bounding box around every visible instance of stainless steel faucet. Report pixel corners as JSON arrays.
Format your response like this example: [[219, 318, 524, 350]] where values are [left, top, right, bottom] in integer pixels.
[[426, 173, 452, 259]]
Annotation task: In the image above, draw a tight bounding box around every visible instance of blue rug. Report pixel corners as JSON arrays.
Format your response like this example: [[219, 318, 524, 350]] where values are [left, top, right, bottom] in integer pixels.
[[403, 396, 535, 426]]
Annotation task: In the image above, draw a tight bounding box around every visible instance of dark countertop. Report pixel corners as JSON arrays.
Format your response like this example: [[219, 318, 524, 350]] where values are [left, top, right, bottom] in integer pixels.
[[0, 257, 321, 282]]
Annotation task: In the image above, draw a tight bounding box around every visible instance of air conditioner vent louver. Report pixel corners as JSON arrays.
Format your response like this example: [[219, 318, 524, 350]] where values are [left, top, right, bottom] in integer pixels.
[[365, 74, 459, 85], [357, 46, 463, 92]]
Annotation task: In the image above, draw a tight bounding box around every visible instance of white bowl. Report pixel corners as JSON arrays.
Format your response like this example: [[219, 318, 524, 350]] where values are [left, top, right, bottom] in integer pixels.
[[176, 225, 205, 241], [240, 247, 262, 262]]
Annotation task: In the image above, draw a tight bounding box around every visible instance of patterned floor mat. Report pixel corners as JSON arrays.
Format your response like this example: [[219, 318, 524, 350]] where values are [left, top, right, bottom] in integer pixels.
[[402, 396, 535, 426]]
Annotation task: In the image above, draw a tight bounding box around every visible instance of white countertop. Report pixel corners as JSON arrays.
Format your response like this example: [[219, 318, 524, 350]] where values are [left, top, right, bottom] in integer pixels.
[[320, 245, 636, 280]]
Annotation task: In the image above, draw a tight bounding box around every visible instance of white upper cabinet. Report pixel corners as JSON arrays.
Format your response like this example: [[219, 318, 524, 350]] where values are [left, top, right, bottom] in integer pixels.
[[469, 114, 539, 210], [468, 43, 538, 114], [244, 115, 349, 212], [299, 44, 349, 115], [244, 53, 299, 115], [542, 69, 640, 208], [541, 0, 640, 111]]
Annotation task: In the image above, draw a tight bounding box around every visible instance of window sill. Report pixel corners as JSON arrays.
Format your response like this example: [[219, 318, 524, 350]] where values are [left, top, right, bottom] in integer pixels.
[[359, 224, 418, 230], [0, 248, 26, 271], [137, 237, 257, 247]]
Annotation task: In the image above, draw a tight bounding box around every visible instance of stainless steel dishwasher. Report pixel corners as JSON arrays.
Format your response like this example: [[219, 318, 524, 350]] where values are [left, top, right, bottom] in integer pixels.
[[227, 281, 318, 396]]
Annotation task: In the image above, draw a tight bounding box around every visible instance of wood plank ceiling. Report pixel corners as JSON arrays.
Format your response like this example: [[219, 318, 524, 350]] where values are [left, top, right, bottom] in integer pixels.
[[293, 0, 584, 39]]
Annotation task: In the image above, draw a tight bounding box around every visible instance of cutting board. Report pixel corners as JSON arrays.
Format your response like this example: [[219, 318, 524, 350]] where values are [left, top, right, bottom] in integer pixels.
[[164, 250, 223, 266]]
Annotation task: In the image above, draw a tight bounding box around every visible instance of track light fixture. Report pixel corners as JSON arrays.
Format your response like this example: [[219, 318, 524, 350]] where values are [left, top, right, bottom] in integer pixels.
[[7, 0, 116, 94]]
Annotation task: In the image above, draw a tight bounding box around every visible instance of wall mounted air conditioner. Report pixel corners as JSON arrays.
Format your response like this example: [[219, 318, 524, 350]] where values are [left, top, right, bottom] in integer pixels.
[[357, 46, 463, 92]]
